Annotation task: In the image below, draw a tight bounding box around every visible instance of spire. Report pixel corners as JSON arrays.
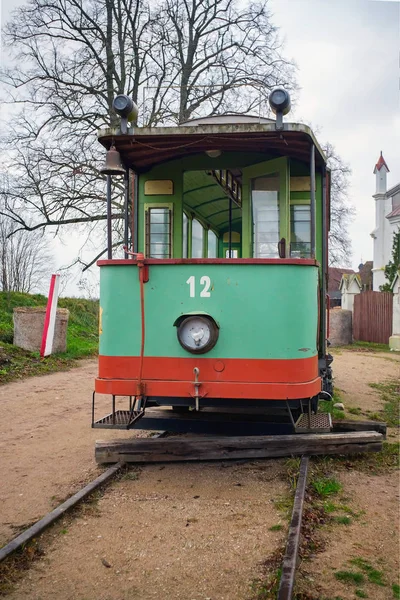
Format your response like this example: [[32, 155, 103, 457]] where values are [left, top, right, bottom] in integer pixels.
[[374, 151, 389, 194], [373, 151, 389, 174]]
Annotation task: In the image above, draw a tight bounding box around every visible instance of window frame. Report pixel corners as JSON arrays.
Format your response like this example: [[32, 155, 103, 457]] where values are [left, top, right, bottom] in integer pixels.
[[144, 202, 173, 259], [251, 173, 281, 259], [290, 203, 312, 258], [182, 209, 219, 258], [241, 157, 289, 258]]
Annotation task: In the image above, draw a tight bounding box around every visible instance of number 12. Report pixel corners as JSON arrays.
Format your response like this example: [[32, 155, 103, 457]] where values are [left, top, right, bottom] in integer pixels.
[[186, 275, 211, 298]]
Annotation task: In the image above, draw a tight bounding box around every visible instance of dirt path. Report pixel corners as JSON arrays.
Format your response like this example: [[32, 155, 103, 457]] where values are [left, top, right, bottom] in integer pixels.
[[297, 349, 400, 600], [332, 349, 400, 412], [0, 361, 138, 546], [298, 471, 400, 600], [6, 461, 287, 600], [0, 350, 398, 599]]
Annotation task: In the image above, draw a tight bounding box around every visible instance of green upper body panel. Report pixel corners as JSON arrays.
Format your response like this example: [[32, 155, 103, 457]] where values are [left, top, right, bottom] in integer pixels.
[[99, 263, 318, 360]]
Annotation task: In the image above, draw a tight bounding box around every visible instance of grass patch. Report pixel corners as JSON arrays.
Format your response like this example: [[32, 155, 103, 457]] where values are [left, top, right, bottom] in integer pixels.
[[249, 553, 283, 599], [312, 477, 342, 498], [340, 341, 390, 353], [319, 388, 346, 420], [393, 583, 400, 599], [355, 590, 368, 598], [119, 469, 140, 481], [273, 494, 293, 519], [323, 500, 337, 513], [332, 515, 352, 525], [369, 381, 400, 428], [348, 407, 363, 415], [312, 441, 399, 474], [0, 539, 46, 595], [269, 524, 283, 532], [334, 570, 365, 585], [319, 400, 345, 420], [350, 558, 386, 586], [0, 292, 98, 384]]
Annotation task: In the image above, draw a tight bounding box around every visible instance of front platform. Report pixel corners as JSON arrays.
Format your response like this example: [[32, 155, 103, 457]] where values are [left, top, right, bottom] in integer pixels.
[[92, 407, 332, 435]]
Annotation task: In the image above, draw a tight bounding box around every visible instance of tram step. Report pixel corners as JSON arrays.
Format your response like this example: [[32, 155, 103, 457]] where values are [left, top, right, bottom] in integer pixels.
[[295, 412, 332, 433], [93, 409, 145, 429]]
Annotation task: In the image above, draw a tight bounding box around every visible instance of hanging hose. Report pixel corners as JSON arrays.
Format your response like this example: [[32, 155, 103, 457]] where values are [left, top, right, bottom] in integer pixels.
[[124, 248, 146, 398], [137, 255, 146, 397]]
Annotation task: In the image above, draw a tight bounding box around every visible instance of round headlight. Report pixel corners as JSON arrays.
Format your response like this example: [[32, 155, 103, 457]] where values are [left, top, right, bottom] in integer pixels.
[[177, 316, 219, 354], [269, 88, 291, 116]]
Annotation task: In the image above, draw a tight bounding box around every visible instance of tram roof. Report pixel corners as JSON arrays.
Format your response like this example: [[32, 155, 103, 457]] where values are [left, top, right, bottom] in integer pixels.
[[98, 121, 327, 172]]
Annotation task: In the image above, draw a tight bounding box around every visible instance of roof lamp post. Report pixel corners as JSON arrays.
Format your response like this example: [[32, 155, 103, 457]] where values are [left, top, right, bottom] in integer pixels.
[[269, 88, 291, 130], [113, 95, 139, 258]]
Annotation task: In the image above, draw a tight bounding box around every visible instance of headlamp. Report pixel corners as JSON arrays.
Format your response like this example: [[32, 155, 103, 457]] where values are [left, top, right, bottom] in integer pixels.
[[177, 316, 219, 354]]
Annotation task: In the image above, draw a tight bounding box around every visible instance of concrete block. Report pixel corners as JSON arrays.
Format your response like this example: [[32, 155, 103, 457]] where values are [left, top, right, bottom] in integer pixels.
[[13, 307, 69, 353], [329, 308, 352, 346], [389, 335, 400, 351]]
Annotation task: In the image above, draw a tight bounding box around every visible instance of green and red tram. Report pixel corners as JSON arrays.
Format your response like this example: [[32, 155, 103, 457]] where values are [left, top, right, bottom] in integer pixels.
[[92, 90, 333, 433]]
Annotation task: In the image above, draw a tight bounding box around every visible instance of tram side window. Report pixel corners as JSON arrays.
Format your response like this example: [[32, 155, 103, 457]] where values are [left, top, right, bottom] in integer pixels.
[[145, 206, 172, 258], [290, 205, 311, 258], [208, 230, 217, 258], [182, 212, 188, 258], [191, 218, 204, 258], [252, 175, 280, 258], [182, 213, 218, 258]]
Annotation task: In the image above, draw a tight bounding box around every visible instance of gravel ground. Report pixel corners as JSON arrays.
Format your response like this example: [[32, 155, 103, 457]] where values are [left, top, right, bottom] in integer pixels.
[[0, 350, 399, 599]]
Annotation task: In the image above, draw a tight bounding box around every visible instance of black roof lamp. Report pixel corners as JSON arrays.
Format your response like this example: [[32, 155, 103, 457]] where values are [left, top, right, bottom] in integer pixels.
[[113, 94, 139, 134], [269, 88, 291, 130]]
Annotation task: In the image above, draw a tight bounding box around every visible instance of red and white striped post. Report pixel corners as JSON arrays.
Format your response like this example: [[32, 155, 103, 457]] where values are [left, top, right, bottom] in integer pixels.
[[40, 274, 61, 358]]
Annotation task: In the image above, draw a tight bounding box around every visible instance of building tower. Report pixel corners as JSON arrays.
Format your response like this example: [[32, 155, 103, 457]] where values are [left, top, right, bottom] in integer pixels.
[[371, 152, 390, 291]]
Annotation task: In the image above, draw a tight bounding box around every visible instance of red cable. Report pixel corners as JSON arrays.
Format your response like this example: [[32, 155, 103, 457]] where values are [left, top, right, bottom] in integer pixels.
[[137, 262, 145, 397], [123, 247, 146, 398]]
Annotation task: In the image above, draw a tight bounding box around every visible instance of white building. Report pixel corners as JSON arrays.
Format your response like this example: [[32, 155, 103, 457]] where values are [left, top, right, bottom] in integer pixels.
[[370, 153, 400, 291], [339, 273, 362, 312], [390, 273, 400, 351]]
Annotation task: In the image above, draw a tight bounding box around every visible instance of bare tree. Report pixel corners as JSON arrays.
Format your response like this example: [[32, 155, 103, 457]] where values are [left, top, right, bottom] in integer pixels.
[[158, 0, 295, 123], [323, 142, 355, 267], [0, 0, 295, 266], [0, 195, 53, 293]]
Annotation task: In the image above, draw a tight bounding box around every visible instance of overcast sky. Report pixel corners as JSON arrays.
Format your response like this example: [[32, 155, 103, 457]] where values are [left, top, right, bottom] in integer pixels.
[[270, 0, 400, 269], [1, 0, 400, 295]]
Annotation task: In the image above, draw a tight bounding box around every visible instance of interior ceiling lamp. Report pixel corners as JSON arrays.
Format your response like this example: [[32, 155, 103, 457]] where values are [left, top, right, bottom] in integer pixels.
[[100, 145, 125, 176], [205, 149, 222, 158], [268, 88, 291, 130], [113, 94, 139, 134]]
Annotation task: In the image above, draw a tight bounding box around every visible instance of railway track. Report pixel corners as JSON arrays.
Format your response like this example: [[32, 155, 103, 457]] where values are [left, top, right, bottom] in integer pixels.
[[0, 429, 383, 598], [0, 431, 166, 564], [1, 455, 311, 599], [277, 456, 309, 599]]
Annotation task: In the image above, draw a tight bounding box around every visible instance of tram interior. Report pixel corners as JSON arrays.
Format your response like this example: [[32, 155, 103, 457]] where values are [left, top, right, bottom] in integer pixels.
[[145, 165, 312, 260], [182, 169, 243, 259]]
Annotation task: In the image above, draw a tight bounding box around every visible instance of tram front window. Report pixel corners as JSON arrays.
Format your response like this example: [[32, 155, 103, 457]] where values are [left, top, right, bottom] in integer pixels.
[[252, 175, 280, 258]]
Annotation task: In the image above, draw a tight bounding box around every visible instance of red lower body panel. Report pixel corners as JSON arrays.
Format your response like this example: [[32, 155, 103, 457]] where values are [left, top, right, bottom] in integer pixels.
[[95, 356, 321, 400]]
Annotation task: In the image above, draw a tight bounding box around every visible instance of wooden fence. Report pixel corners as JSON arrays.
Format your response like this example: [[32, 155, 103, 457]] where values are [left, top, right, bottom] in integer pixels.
[[353, 291, 393, 344]]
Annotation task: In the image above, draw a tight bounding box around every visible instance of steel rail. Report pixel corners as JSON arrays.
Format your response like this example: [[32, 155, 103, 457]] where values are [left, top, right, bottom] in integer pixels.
[[0, 432, 166, 563], [277, 455, 309, 600], [0, 462, 123, 563]]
